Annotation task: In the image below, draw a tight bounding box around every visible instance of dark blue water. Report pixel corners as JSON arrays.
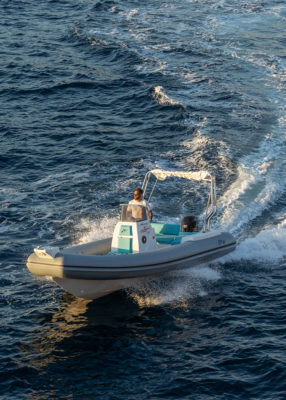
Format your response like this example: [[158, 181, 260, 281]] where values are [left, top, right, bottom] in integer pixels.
[[1, 0, 286, 398]]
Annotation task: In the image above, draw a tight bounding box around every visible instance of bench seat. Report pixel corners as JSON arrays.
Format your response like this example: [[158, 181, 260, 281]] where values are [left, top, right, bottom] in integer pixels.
[[151, 223, 197, 245]]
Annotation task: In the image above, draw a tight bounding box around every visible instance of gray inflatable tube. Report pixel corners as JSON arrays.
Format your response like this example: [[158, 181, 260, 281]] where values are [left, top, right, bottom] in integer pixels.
[[27, 231, 236, 280]]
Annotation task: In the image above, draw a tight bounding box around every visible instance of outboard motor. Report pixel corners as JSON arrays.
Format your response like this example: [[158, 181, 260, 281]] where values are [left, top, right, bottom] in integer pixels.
[[181, 215, 199, 232]]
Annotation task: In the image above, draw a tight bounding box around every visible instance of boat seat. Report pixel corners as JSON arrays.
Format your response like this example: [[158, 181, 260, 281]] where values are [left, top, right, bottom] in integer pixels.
[[151, 223, 180, 235], [151, 223, 180, 245], [155, 235, 182, 245], [151, 223, 198, 245]]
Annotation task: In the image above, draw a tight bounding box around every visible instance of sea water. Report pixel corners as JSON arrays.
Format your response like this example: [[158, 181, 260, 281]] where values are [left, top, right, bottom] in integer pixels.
[[1, 0, 286, 399]]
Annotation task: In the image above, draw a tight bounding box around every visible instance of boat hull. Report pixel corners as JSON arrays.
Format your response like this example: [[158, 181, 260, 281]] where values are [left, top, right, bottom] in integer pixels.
[[27, 232, 235, 299], [53, 277, 145, 300]]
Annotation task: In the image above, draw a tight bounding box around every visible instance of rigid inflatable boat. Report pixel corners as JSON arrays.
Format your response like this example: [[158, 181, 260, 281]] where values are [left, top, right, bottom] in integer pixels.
[[26, 169, 236, 300]]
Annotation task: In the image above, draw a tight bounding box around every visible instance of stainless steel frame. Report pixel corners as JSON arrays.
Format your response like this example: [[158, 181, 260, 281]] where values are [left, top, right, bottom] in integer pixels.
[[142, 169, 217, 232]]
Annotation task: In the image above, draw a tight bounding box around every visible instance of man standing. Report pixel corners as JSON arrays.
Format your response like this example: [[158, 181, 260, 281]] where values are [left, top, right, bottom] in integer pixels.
[[127, 188, 153, 221]]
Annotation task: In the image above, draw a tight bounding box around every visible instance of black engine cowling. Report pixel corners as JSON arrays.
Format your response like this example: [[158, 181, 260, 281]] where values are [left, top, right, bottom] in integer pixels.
[[180, 215, 198, 232]]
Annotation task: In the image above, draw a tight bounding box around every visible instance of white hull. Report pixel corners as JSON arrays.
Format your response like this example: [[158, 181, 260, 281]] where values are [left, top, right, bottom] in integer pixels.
[[54, 277, 144, 300]]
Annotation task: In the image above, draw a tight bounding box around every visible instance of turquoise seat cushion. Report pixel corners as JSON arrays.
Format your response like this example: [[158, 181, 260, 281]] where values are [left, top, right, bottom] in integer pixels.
[[156, 235, 182, 245], [151, 223, 180, 235], [151, 223, 181, 245], [151, 223, 198, 246]]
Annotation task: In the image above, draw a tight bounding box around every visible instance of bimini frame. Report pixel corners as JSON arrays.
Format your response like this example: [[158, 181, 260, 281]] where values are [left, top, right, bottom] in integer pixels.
[[142, 169, 217, 232]]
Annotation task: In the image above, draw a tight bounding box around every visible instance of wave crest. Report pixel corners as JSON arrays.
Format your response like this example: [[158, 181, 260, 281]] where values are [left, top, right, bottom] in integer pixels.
[[152, 86, 182, 107]]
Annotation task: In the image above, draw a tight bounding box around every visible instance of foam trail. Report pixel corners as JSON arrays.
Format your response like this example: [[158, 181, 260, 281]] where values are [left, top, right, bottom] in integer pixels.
[[73, 216, 117, 245], [181, 129, 230, 168], [220, 217, 286, 263], [127, 266, 221, 307], [218, 114, 286, 234], [219, 165, 285, 235]]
